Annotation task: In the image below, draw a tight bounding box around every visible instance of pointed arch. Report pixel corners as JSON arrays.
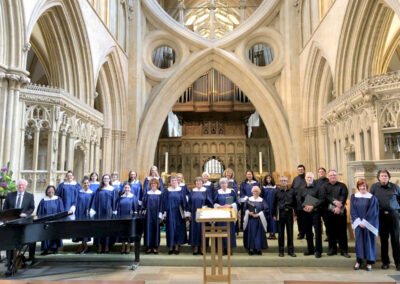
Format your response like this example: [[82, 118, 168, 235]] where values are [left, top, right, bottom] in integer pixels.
[[136, 48, 294, 174], [26, 0, 94, 104], [335, 0, 394, 94]]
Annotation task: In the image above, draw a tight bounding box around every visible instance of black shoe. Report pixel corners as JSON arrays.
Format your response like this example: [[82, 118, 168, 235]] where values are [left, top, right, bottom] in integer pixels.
[[324, 238, 328, 242], [248, 250, 254, 256], [5, 269, 13, 277], [304, 251, 314, 256], [279, 252, 284, 257], [257, 250, 262, 255], [168, 250, 174, 255], [297, 236, 305, 240], [327, 251, 337, 256], [289, 253, 297, 257], [174, 250, 179, 255], [341, 252, 350, 258], [396, 264, 400, 271], [315, 252, 321, 258], [40, 250, 49, 256], [381, 264, 389, 270], [51, 249, 58, 254], [223, 249, 228, 255]]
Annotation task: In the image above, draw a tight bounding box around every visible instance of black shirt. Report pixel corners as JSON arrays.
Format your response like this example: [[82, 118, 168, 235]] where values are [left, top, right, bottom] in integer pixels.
[[370, 182, 400, 211], [291, 174, 306, 210], [323, 181, 348, 210], [315, 177, 329, 189], [273, 187, 297, 217], [299, 183, 325, 212]]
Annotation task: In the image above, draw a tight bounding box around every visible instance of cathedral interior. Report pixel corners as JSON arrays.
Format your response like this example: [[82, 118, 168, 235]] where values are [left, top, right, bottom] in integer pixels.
[[0, 0, 400, 192]]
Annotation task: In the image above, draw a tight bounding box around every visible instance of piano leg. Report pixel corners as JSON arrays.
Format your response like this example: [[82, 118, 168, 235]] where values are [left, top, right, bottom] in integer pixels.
[[5, 249, 17, 276], [130, 236, 141, 271]]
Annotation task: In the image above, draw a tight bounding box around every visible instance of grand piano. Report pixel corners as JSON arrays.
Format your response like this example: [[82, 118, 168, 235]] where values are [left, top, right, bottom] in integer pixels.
[[0, 209, 143, 276]]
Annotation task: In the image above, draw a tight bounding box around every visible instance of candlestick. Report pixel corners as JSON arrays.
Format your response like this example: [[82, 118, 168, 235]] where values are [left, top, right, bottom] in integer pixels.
[[165, 152, 168, 174], [259, 151, 262, 174]]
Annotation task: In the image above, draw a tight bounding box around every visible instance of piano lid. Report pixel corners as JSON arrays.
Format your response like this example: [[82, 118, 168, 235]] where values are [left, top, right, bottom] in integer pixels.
[[0, 208, 22, 223]]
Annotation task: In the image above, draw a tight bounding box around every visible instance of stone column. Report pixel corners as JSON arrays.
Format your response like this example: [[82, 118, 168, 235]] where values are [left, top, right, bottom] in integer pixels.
[[0, 72, 7, 165], [47, 129, 58, 185], [363, 128, 371, 160], [239, 0, 246, 22], [32, 128, 40, 194], [178, 0, 185, 25], [66, 134, 75, 172], [89, 140, 94, 173], [59, 132, 67, 171], [3, 75, 18, 165], [102, 128, 111, 173]]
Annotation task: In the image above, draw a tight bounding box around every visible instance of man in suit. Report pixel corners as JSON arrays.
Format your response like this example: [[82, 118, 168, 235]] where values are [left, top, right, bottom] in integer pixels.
[[2, 179, 35, 275]]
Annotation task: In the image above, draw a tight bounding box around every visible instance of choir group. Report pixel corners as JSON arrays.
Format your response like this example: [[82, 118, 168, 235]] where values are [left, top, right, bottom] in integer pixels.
[[3, 165, 400, 273]]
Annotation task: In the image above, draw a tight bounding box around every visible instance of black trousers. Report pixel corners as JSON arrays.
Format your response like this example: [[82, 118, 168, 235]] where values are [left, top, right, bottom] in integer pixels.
[[326, 211, 348, 253], [296, 210, 305, 237], [277, 209, 294, 254], [379, 210, 400, 266], [6, 243, 36, 268], [303, 211, 322, 254]]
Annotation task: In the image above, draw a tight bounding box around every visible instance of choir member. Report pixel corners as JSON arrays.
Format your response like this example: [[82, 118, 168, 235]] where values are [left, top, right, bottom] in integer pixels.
[[188, 177, 213, 255], [89, 172, 100, 193], [370, 169, 400, 271], [213, 177, 239, 255], [323, 170, 350, 258], [262, 174, 278, 240], [202, 172, 215, 200], [300, 172, 325, 258], [177, 172, 189, 199], [315, 167, 329, 242], [143, 166, 164, 193], [116, 183, 139, 254], [163, 175, 187, 254], [218, 168, 238, 193], [351, 179, 379, 271], [74, 177, 94, 254], [37, 185, 65, 255], [56, 171, 81, 214], [291, 165, 306, 239], [123, 171, 142, 206], [111, 171, 123, 192], [240, 170, 259, 230], [90, 174, 118, 253], [243, 186, 268, 255], [142, 178, 163, 254], [273, 176, 297, 257]]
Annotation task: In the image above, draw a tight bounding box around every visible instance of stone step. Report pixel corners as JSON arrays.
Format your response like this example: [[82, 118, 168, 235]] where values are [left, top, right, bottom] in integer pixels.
[[35, 252, 356, 267]]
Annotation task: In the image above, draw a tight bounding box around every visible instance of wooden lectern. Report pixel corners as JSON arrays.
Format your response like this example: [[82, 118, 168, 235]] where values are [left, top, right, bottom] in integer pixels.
[[196, 208, 237, 284]]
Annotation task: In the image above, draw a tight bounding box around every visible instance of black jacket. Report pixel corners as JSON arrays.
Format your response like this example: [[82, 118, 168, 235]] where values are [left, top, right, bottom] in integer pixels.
[[2, 191, 35, 216]]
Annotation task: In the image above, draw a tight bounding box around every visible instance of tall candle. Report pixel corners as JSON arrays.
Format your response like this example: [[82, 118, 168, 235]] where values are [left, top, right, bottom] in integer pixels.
[[259, 151, 262, 174], [165, 152, 168, 173]]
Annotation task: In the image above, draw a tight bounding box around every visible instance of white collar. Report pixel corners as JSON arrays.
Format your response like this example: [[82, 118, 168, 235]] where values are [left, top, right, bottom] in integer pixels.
[[246, 180, 257, 184], [355, 192, 372, 198], [121, 193, 134, 198], [112, 181, 121, 185], [147, 176, 158, 180], [264, 185, 276, 189], [193, 187, 207, 192], [249, 196, 263, 202], [147, 189, 162, 195], [227, 179, 234, 182], [218, 188, 232, 194], [129, 180, 140, 184], [101, 186, 114, 191], [204, 181, 211, 186], [90, 181, 100, 184], [44, 196, 59, 201], [168, 186, 182, 192], [79, 189, 93, 194], [64, 181, 77, 185], [179, 182, 186, 186]]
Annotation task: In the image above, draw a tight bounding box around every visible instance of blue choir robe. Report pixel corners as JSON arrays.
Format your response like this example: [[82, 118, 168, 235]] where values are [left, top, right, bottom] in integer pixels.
[[213, 188, 239, 249], [37, 196, 65, 250], [262, 185, 278, 233], [179, 182, 190, 201], [89, 182, 100, 194], [188, 187, 213, 247], [240, 181, 259, 229], [56, 181, 81, 213], [142, 189, 163, 248], [143, 176, 164, 193], [123, 180, 142, 206], [112, 181, 123, 193], [217, 179, 238, 193], [116, 193, 138, 243], [243, 196, 269, 250], [73, 189, 94, 242], [203, 181, 215, 201], [350, 192, 379, 262], [162, 186, 187, 247], [90, 186, 118, 246]]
